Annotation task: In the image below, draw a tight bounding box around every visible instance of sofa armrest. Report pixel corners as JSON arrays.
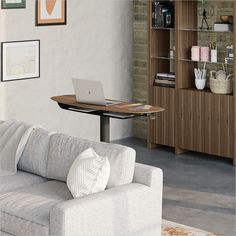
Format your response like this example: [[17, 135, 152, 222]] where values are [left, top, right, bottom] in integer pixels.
[[50, 183, 162, 236], [133, 163, 163, 189]]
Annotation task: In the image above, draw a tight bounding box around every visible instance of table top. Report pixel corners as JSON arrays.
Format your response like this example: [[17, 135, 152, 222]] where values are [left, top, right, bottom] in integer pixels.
[[51, 95, 165, 115]]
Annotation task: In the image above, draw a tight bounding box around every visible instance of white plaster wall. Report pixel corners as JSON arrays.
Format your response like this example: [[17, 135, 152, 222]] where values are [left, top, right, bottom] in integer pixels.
[[0, 0, 133, 141]]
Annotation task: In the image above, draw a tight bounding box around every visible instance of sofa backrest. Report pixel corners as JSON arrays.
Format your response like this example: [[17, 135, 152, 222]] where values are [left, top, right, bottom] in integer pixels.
[[46, 133, 136, 188], [18, 128, 50, 178]]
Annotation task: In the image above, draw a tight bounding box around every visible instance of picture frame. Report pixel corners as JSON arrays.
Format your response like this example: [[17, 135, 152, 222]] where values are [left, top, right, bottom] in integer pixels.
[[1, 40, 40, 82], [1, 0, 26, 9], [36, 0, 66, 26]]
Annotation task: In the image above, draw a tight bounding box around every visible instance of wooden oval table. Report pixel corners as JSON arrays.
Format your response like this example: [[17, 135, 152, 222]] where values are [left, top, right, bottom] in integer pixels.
[[51, 95, 164, 142]]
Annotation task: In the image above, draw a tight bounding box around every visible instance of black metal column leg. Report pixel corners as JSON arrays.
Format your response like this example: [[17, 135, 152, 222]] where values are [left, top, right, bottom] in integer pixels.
[[100, 116, 110, 142]]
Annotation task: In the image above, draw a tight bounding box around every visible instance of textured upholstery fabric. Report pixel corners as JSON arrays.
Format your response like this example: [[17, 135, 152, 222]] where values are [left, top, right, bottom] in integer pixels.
[[0, 231, 13, 236], [47, 134, 136, 188], [51, 181, 162, 236], [67, 148, 110, 198], [0, 181, 72, 236], [0, 119, 163, 236], [0, 170, 47, 193], [133, 163, 163, 189], [18, 128, 50, 177], [0, 120, 36, 176]]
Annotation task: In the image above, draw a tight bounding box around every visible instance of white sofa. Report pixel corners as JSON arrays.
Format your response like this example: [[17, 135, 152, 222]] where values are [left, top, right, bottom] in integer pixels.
[[0, 127, 163, 236]]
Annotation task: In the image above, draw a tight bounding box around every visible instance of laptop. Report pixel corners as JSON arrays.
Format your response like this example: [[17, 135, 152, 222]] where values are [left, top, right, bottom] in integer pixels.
[[72, 78, 121, 106]]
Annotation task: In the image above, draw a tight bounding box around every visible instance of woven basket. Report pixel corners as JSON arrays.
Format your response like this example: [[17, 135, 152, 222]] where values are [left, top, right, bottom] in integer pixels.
[[210, 78, 233, 94]]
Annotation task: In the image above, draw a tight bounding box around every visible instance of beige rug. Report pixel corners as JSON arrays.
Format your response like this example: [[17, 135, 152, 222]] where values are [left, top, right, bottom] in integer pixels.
[[162, 220, 217, 236]]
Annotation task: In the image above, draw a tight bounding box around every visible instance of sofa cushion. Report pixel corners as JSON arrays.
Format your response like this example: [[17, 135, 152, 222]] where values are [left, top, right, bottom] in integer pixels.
[[0, 170, 47, 193], [0, 181, 72, 236], [47, 134, 136, 188], [18, 128, 50, 177], [67, 147, 110, 198]]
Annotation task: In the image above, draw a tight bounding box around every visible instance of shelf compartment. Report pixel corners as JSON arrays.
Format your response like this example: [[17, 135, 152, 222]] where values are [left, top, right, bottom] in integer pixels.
[[150, 29, 174, 59], [149, 59, 173, 85]]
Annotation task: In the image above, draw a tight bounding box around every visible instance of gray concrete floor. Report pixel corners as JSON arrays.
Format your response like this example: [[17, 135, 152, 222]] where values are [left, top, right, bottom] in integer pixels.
[[114, 137, 236, 236]]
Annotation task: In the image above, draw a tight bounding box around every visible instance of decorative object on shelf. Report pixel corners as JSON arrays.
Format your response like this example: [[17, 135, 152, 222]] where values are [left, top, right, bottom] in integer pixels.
[[198, 1, 214, 30], [152, 1, 174, 28], [191, 46, 200, 61], [1, 0, 25, 9], [210, 42, 217, 63], [36, 0, 66, 26], [200, 46, 210, 61], [169, 46, 175, 59], [194, 63, 207, 90], [200, 8, 210, 30], [191, 45, 211, 62], [1, 40, 40, 82], [209, 66, 233, 94], [220, 15, 233, 24], [225, 44, 233, 64]]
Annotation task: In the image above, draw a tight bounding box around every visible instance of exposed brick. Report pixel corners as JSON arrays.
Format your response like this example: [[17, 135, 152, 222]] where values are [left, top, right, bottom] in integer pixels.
[[133, 0, 148, 139], [133, 75, 148, 84], [133, 66, 148, 76], [133, 44, 148, 53], [133, 60, 147, 68], [133, 22, 147, 30]]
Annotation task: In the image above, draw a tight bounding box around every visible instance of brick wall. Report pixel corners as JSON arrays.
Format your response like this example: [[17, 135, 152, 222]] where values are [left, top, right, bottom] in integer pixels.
[[132, 0, 148, 139]]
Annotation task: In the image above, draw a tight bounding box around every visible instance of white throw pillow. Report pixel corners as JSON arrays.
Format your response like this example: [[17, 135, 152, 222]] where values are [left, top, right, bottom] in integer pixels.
[[67, 147, 110, 198]]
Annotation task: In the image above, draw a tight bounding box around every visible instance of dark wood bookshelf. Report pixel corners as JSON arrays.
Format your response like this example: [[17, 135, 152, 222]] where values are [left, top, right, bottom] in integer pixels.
[[147, 0, 236, 164]]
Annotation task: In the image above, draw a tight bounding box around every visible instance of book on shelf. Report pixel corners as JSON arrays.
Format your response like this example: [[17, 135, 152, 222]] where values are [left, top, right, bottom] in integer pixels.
[[154, 72, 175, 87], [214, 22, 233, 32], [225, 57, 233, 64], [154, 79, 175, 88], [155, 72, 175, 81]]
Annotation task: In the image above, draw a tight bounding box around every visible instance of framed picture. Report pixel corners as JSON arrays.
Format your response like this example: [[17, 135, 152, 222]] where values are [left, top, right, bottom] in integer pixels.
[[1, 40, 40, 82], [1, 0, 26, 9], [36, 0, 66, 26]]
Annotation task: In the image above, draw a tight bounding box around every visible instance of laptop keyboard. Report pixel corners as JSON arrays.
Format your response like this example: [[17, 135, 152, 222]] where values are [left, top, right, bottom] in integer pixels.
[[105, 100, 121, 106]]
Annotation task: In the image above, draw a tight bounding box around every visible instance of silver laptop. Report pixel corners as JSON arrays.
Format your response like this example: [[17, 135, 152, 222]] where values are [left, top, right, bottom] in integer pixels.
[[72, 78, 121, 106]]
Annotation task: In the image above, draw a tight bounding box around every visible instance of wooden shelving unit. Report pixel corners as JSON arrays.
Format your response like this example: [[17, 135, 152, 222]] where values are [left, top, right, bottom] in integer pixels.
[[147, 0, 236, 164]]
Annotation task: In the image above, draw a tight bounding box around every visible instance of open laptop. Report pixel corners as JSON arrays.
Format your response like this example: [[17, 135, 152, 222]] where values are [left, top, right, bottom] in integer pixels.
[[72, 78, 121, 106]]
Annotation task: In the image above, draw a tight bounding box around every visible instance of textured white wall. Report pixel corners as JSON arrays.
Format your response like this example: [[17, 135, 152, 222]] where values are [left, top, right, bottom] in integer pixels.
[[0, 0, 133, 141]]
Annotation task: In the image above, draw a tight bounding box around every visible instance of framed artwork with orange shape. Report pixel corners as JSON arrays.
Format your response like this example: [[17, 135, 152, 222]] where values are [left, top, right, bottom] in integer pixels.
[[36, 0, 66, 26]]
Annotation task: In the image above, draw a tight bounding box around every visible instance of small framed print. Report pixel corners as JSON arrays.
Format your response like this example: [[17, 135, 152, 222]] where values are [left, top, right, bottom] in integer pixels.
[[1, 0, 26, 9], [1, 40, 40, 82], [36, 0, 66, 26]]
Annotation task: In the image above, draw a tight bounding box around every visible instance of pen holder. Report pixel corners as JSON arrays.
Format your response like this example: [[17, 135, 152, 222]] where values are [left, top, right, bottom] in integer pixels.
[[194, 69, 206, 90], [195, 78, 206, 90]]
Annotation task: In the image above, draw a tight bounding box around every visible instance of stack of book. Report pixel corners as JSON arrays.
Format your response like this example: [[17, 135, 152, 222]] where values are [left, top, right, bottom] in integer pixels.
[[214, 22, 233, 32], [154, 72, 175, 87]]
